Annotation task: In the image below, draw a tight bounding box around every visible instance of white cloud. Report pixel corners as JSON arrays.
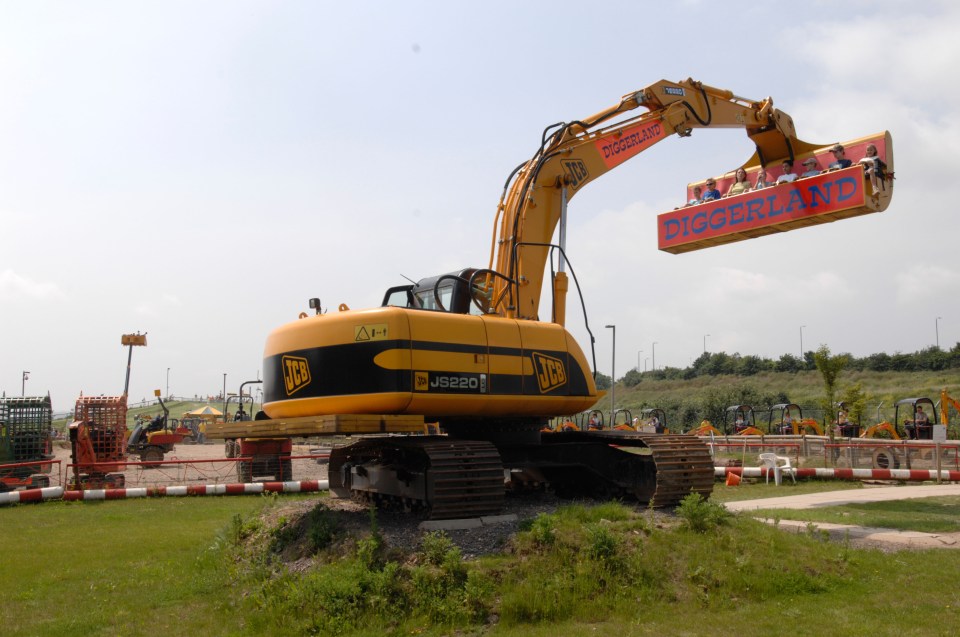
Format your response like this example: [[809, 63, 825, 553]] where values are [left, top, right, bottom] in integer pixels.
[[895, 264, 960, 306], [0, 269, 66, 302]]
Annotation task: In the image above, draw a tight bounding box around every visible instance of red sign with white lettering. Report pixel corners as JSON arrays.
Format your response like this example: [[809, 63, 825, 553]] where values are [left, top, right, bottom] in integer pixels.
[[658, 167, 869, 253]]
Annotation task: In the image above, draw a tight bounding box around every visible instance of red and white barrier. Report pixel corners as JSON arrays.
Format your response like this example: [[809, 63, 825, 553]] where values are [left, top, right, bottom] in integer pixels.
[[716, 466, 960, 482], [0, 486, 64, 505], [61, 480, 328, 501]]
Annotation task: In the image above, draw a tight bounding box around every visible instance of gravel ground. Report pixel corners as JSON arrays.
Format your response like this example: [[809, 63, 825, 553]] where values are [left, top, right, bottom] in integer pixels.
[[321, 490, 569, 559]]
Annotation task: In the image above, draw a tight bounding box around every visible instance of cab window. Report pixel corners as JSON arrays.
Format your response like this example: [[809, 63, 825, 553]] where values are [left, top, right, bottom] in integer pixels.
[[415, 283, 454, 311]]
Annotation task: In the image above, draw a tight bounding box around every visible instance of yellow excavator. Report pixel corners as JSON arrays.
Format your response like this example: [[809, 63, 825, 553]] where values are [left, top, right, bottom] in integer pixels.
[[236, 79, 894, 518]]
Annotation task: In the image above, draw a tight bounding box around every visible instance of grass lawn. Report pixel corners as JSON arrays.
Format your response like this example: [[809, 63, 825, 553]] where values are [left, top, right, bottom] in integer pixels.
[[709, 478, 864, 503], [3, 487, 960, 636], [0, 493, 312, 637]]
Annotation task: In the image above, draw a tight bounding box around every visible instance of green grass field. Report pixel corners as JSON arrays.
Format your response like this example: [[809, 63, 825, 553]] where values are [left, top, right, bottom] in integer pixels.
[[0, 495, 285, 636], [3, 487, 960, 636]]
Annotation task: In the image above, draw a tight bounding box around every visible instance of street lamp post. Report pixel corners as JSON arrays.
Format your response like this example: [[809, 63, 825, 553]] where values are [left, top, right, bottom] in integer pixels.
[[166, 367, 170, 398], [644, 357, 649, 371], [21, 371, 29, 397], [936, 316, 942, 348], [703, 334, 710, 355], [652, 341, 658, 371], [800, 325, 806, 360], [606, 325, 616, 428], [636, 349, 643, 372]]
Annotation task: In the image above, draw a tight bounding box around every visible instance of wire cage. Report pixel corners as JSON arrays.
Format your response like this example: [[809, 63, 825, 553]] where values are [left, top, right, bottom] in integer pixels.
[[0, 395, 54, 483], [73, 395, 128, 464]]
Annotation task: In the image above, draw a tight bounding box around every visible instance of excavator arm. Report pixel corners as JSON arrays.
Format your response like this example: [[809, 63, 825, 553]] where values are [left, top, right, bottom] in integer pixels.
[[942, 389, 960, 425], [486, 78, 889, 323]]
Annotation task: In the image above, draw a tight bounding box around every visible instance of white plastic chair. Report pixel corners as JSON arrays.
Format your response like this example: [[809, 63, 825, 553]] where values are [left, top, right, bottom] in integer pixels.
[[758, 453, 795, 486]]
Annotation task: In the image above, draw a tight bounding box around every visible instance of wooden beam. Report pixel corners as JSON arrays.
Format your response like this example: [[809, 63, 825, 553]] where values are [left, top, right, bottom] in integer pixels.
[[206, 414, 426, 439]]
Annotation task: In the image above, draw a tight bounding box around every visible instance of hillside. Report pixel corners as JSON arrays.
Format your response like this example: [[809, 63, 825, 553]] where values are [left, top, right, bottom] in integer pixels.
[[50, 370, 960, 436], [596, 368, 960, 433]]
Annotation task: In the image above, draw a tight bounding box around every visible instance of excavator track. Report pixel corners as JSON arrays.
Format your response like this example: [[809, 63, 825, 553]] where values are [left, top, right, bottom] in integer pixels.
[[631, 433, 716, 505], [328, 437, 504, 520], [327, 431, 712, 519], [509, 430, 714, 507]]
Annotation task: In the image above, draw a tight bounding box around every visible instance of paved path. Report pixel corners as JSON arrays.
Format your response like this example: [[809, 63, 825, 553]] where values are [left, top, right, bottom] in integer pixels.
[[725, 483, 960, 549]]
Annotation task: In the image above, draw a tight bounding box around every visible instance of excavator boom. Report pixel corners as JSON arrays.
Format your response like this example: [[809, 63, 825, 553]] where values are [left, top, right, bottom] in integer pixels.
[[487, 78, 891, 323]]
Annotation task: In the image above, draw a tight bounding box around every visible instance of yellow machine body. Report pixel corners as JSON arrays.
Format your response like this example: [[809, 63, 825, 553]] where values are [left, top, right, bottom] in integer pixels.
[[263, 306, 598, 420]]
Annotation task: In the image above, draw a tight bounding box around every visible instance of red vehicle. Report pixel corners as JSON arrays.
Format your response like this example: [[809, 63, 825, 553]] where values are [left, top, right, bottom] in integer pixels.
[[68, 395, 129, 489], [223, 381, 293, 482]]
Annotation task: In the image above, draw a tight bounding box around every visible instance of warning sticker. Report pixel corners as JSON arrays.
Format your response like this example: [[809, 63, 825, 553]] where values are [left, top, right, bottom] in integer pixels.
[[354, 324, 388, 342]]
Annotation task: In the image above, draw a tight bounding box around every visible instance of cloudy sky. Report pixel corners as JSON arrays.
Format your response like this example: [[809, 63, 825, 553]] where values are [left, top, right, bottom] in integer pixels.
[[2, 1, 957, 411]]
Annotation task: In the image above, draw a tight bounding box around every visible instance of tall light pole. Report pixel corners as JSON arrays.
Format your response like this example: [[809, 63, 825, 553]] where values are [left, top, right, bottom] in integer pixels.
[[936, 316, 942, 348], [606, 325, 616, 427], [636, 349, 643, 371], [223, 373, 227, 401], [120, 332, 147, 397], [644, 357, 649, 371], [21, 371, 29, 397], [703, 334, 710, 355], [166, 367, 171, 398], [652, 341, 658, 371], [800, 325, 806, 360]]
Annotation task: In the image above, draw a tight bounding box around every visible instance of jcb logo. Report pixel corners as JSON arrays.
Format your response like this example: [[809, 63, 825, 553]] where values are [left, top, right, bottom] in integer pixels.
[[561, 159, 589, 190], [282, 355, 311, 396], [414, 371, 429, 391], [532, 352, 566, 393]]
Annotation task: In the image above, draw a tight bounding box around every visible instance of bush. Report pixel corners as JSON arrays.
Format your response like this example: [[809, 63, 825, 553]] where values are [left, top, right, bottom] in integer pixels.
[[676, 493, 730, 533], [420, 530, 456, 566], [586, 524, 619, 561], [527, 513, 557, 549]]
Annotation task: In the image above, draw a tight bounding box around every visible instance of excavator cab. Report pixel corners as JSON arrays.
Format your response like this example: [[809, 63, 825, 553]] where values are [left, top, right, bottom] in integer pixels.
[[382, 268, 492, 316], [612, 409, 634, 431], [725, 405, 757, 435], [585, 409, 604, 430], [638, 408, 667, 434], [835, 401, 860, 437], [895, 397, 936, 440], [768, 403, 803, 435]]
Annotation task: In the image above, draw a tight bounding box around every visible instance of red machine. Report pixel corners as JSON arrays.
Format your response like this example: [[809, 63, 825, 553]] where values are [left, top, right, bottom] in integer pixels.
[[68, 395, 129, 489]]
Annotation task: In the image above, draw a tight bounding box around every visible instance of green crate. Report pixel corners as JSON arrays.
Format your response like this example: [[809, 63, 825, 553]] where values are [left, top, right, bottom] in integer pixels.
[[0, 396, 54, 477]]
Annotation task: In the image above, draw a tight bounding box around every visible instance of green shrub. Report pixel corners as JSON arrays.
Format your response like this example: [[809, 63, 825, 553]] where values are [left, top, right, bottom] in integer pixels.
[[586, 524, 619, 561], [528, 512, 557, 549], [420, 530, 456, 566], [677, 493, 730, 533], [357, 506, 385, 569], [305, 506, 339, 551]]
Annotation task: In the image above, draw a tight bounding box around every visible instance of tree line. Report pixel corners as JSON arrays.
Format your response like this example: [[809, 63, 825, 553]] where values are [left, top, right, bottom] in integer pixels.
[[596, 342, 960, 389]]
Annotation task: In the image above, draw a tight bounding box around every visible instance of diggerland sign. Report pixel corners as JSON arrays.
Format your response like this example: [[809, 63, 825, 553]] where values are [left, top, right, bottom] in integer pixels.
[[595, 118, 667, 169], [657, 167, 868, 253]]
